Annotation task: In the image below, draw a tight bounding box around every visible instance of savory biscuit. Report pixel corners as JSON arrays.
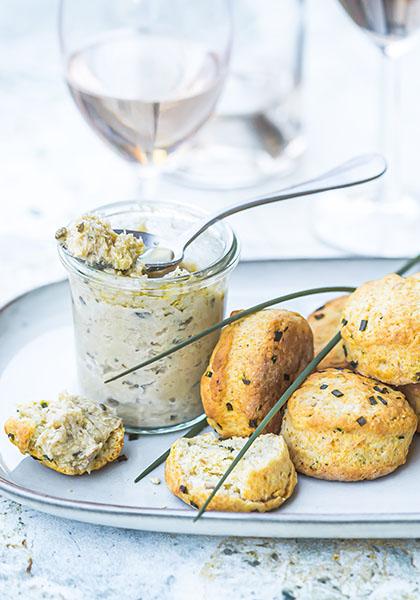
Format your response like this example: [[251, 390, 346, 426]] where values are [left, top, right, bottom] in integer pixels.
[[5, 392, 124, 475], [201, 309, 313, 437], [400, 383, 420, 433], [165, 432, 297, 512], [341, 274, 420, 385], [281, 369, 417, 481], [307, 295, 350, 369]]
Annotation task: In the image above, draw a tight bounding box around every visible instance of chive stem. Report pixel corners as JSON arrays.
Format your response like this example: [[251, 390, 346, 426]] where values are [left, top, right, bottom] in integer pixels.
[[108, 255, 419, 386], [105, 286, 354, 384], [396, 254, 420, 276]]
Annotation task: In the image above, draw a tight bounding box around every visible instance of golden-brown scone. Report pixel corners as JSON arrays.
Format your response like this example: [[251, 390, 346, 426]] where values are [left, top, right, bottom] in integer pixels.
[[307, 295, 350, 369], [341, 274, 420, 385], [281, 369, 417, 481], [400, 383, 420, 433], [4, 392, 124, 475], [201, 309, 313, 438], [165, 432, 297, 512], [399, 268, 420, 428]]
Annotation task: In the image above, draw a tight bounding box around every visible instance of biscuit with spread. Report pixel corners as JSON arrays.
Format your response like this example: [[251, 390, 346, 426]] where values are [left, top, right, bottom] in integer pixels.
[[5, 392, 124, 475]]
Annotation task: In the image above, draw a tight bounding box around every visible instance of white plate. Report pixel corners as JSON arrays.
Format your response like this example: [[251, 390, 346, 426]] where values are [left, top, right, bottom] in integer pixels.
[[0, 258, 419, 538]]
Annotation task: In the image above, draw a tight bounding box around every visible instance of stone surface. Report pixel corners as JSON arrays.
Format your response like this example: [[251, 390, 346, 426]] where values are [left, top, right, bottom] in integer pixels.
[[2, 0, 420, 598], [1, 497, 420, 599]]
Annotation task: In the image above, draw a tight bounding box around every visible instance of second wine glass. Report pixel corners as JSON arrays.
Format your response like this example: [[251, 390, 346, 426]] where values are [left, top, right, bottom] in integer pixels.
[[59, 0, 232, 198], [314, 0, 420, 257]]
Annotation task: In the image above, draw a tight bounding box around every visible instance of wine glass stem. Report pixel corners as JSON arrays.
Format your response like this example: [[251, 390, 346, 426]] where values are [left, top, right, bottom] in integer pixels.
[[380, 52, 402, 205], [139, 165, 159, 201]]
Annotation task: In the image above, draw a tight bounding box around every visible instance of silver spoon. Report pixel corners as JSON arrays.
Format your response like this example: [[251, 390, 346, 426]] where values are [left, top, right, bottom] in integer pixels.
[[117, 153, 386, 274]]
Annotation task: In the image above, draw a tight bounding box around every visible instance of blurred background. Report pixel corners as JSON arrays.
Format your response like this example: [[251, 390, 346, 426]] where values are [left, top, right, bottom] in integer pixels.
[[1, 0, 420, 302]]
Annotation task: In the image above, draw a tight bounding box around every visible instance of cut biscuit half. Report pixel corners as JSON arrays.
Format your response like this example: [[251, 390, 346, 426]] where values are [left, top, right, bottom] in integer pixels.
[[165, 432, 297, 512], [4, 392, 125, 476]]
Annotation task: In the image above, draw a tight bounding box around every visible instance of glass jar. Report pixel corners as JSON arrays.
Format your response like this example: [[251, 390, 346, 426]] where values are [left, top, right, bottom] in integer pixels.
[[58, 200, 240, 433]]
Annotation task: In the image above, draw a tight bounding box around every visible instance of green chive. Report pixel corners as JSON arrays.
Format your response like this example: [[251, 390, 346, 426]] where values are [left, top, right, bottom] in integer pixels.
[[396, 254, 420, 276], [359, 319, 368, 332], [104, 286, 355, 384], [109, 255, 420, 387]]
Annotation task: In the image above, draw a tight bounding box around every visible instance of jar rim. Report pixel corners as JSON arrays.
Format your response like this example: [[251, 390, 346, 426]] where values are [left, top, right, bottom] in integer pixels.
[[57, 199, 240, 291]]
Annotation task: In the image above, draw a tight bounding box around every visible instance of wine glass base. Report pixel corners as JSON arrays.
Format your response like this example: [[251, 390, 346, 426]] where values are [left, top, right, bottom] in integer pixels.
[[167, 116, 306, 190], [313, 191, 420, 258]]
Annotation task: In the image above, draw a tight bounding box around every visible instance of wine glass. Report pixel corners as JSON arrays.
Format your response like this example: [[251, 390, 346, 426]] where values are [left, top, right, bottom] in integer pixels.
[[58, 0, 232, 198], [169, 0, 306, 190], [314, 0, 420, 256]]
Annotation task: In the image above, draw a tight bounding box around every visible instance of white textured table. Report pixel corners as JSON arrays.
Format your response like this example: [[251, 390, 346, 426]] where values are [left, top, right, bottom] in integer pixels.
[[2, 496, 420, 599], [2, 0, 420, 598]]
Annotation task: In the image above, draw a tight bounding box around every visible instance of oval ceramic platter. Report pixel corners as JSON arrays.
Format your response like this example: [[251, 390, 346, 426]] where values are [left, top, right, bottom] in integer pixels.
[[0, 258, 419, 538]]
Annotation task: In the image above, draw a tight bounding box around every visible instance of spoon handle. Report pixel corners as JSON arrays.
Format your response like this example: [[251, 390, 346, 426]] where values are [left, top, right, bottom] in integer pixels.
[[182, 153, 387, 251]]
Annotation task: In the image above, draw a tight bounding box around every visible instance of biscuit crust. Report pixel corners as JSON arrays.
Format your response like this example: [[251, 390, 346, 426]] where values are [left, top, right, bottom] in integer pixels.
[[201, 309, 313, 438], [401, 383, 420, 433], [341, 274, 420, 385], [281, 369, 417, 481], [307, 295, 350, 369], [165, 433, 297, 512]]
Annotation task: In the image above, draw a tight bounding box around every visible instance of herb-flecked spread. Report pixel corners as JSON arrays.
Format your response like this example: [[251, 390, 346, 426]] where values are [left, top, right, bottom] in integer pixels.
[[15, 392, 122, 472], [56, 215, 145, 273], [58, 215, 226, 428]]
